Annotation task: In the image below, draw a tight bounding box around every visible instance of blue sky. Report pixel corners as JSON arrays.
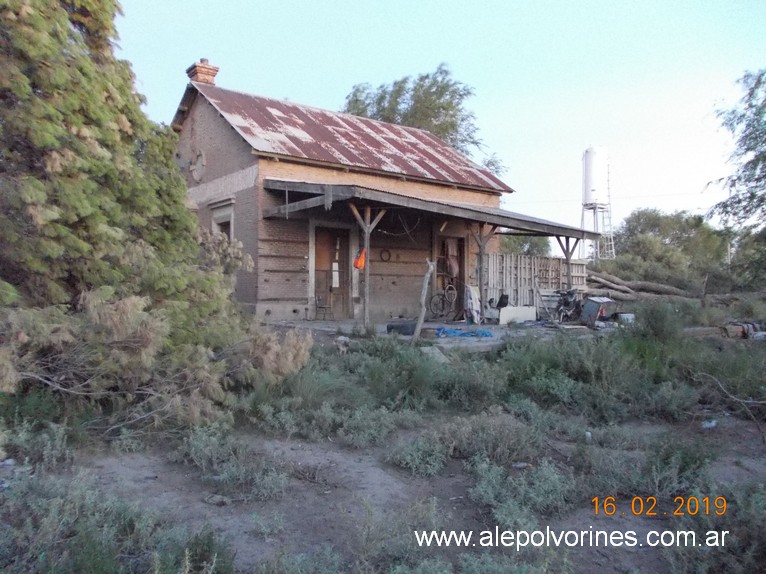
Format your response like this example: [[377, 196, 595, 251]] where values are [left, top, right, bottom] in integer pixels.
[[116, 0, 765, 234]]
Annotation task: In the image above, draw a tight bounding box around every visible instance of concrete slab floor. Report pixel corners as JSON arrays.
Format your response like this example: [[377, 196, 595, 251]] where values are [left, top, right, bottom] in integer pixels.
[[262, 318, 557, 353]]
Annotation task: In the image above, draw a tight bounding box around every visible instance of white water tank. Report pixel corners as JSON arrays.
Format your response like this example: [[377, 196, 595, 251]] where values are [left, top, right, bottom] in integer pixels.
[[582, 147, 609, 206]]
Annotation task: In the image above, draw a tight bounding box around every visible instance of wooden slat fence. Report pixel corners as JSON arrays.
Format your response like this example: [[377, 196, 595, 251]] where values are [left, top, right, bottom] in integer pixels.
[[483, 254, 587, 308]]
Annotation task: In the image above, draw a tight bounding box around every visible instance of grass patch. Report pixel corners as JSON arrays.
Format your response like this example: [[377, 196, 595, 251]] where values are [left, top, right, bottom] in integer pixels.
[[664, 483, 766, 574], [0, 472, 234, 573], [171, 423, 287, 501], [469, 458, 576, 531], [387, 433, 448, 476], [443, 414, 543, 467]]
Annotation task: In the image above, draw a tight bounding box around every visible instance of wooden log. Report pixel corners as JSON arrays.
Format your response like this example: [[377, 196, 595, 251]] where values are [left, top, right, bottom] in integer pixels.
[[624, 281, 694, 297], [589, 269, 630, 287], [587, 274, 635, 294], [411, 259, 436, 345]]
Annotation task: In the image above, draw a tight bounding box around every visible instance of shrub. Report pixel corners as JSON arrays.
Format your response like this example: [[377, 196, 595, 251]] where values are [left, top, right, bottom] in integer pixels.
[[628, 302, 681, 343], [387, 433, 448, 476], [442, 414, 542, 467], [3, 420, 73, 471], [0, 288, 320, 432], [248, 327, 313, 385], [572, 444, 647, 497], [664, 483, 766, 574], [171, 424, 287, 501], [644, 381, 700, 421], [253, 546, 344, 574], [355, 497, 446, 571], [0, 472, 234, 573], [352, 337, 442, 410], [643, 435, 711, 497], [469, 458, 575, 531], [433, 358, 506, 410], [338, 406, 419, 448]]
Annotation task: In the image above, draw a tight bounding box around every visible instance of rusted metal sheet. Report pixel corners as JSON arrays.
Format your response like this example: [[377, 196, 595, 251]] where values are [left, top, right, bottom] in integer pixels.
[[192, 83, 512, 193]]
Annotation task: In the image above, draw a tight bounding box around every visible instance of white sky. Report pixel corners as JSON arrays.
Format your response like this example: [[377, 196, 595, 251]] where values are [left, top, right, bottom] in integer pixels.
[[115, 0, 765, 234]]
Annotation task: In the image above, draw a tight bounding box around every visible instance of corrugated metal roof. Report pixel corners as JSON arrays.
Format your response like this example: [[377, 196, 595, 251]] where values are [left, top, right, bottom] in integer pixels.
[[190, 82, 512, 194]]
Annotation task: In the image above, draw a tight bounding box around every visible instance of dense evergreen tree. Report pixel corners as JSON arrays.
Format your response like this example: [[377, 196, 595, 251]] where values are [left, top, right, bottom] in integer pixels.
[[0, 0, 197, 305]]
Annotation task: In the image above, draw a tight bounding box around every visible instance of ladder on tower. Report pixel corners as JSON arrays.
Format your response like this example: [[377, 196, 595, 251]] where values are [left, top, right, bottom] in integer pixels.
[[599, 206, 616, 260]]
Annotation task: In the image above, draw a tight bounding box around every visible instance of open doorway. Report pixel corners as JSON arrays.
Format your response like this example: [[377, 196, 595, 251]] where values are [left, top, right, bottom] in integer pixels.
[[314, 227, 350, 319], [436, 236, 465, 319]]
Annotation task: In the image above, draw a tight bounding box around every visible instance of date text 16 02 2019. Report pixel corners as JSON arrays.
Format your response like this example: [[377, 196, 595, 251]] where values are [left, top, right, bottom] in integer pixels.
[[592, 496, 727, 517]]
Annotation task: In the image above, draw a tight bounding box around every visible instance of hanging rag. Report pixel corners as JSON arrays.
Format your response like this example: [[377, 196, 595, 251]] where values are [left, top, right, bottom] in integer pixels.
[[353, 247, 366, 270]]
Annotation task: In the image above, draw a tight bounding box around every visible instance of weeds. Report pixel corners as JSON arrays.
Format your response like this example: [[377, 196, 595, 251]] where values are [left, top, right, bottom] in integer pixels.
[[355, 497, 446, 572], [250, 511, 285, 539], [0, 472, 234, 573], [663, 483, 766, 574], [469, 458, 575, 531], [253, 546, 343, 574], [338, 406, 419, 448], [387, 433, 448, 476], [171, 424, 287, 501], [643, 434, 711, 497], [443, 414, 543, 467], [2, 420, 73, 471]]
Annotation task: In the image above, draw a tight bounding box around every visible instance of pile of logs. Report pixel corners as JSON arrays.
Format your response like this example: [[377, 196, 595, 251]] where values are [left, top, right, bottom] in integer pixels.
[[584, 269, 766, 310], [585, 270, 703, 305]]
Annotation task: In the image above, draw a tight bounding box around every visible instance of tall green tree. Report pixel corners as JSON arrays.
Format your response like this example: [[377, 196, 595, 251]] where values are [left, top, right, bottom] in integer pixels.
[[0, 0, 197, 305], [599, 209, 731, 290], [342, 64, 505, 174], [713, 69, 766, 227], [499, 235, 551, 256]]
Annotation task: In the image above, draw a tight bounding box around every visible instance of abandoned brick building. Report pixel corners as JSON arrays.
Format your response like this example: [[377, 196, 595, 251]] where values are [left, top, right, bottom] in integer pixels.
[[172, 59, 596, 324]]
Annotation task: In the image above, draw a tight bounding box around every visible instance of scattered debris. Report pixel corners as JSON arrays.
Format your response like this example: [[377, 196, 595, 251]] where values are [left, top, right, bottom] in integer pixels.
[[721, 321, 766, 340], [434, 327, 493, 338], [701, 420, 718, 430]]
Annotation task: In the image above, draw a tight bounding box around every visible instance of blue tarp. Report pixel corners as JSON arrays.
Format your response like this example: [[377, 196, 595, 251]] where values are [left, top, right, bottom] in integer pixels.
[[435, 327, 493, 338]]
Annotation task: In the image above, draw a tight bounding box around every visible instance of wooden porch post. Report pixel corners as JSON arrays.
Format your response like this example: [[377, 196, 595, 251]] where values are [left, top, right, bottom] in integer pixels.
[[349, 203, 386, 329], [466, 223, 497, 324], [556, 236, 581, 289]]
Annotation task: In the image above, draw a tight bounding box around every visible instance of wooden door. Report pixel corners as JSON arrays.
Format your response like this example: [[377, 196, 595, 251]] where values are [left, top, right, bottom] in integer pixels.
[[315, 227, 350, 318]]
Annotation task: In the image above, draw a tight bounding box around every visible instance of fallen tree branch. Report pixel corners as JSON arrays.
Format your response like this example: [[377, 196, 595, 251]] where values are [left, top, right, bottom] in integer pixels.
[[589, 269, 630, 287], [694, 371, 766, 444], [587, 274, 635, 294], [624, 280, 694, 298]]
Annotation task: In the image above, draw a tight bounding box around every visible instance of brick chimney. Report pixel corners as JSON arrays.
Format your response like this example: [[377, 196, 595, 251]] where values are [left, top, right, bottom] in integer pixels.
[[186, 58, 219, 85]]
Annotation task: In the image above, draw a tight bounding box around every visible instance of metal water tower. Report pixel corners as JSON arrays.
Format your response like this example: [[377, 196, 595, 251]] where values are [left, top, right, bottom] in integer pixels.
[[580, 146, 616, 260]]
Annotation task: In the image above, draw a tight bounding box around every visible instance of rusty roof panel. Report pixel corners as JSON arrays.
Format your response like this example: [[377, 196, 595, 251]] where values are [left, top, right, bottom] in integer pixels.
[[192, 83, 512, 193]]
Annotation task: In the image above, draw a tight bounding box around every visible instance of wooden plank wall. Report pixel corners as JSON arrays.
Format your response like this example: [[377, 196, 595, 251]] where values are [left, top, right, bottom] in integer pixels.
[[483, 254, 587, 307]]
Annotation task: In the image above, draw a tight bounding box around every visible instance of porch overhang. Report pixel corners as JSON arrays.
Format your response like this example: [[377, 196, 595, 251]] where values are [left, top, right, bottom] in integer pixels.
[[263, 179, 599, 242]]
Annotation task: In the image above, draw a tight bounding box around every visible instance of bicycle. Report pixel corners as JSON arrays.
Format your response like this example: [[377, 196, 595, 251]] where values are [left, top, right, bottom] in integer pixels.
[[430, 279, 458, 318]]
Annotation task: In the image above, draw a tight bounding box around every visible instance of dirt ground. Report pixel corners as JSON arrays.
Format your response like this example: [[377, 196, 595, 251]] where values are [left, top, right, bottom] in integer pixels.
[[79, 413, 766, 573]]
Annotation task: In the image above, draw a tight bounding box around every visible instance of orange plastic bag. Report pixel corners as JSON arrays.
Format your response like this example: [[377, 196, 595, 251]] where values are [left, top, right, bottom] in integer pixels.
[[353, 248, 366, 269]]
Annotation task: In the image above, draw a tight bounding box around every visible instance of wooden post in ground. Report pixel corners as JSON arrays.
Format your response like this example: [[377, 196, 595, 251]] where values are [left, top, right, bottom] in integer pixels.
[[349, 203, 386, 330], [412, 259, 436, 345], [466, 223, 497, 324], [556, 236, 581, 289]]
